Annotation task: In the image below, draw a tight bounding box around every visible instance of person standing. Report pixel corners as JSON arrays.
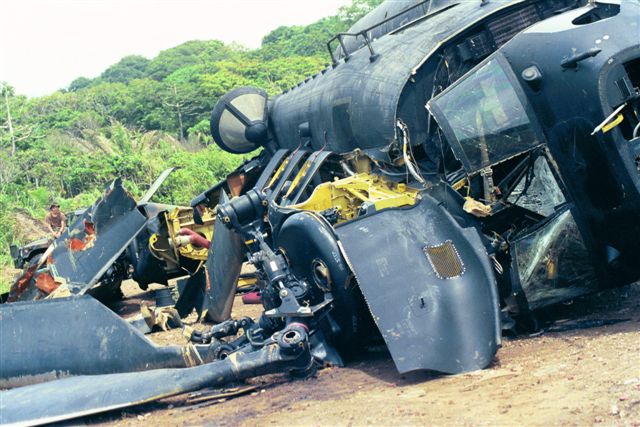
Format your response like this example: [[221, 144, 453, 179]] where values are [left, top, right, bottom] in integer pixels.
[[45, 202, 66, 239]]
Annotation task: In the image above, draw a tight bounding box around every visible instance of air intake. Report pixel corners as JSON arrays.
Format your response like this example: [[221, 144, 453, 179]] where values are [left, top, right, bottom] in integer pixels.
[[488, 5, 539, 47], [210, 87, 269, 154], [424, 241, 465, 279]]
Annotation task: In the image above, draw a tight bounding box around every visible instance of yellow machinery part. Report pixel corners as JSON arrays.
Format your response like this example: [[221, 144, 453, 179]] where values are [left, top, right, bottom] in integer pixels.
[[149, 231, 180, 271], [237, 275, 258, 290], [462, 196, 492, 218], [266, 155, 291, 189], [289, 173, 419, 223], [150, 207, 216, 266], [452, 178, 467, 191], [602, 114, 624, 133], [284, 158, 314, 199], [166, 207, 216, 261]]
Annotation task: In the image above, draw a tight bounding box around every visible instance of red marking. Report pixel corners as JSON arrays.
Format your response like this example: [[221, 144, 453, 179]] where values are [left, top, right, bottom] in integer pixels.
[[84, 220, 95, 235], [35, 273, 59, 294], [67, 227, 96, 251], [6, 265, 38, 302], [242, 291, 262, 305], [68, 237, 87, 251]]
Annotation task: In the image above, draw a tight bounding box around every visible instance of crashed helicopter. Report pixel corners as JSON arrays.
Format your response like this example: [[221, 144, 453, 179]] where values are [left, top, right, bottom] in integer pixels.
[[1, 0, 639, 424]]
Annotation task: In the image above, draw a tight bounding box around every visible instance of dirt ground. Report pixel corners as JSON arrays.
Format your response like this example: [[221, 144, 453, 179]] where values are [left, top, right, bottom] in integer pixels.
[[69, 279, 640, 427], [13, 208, 49, 242]]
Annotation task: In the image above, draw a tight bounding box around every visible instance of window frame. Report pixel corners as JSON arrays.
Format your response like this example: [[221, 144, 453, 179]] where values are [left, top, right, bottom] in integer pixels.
[[427, 52, 547, 174]]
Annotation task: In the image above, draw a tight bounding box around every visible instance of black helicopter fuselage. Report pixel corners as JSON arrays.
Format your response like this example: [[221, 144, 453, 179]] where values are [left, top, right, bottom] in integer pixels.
[[205, 0, 640, 373]]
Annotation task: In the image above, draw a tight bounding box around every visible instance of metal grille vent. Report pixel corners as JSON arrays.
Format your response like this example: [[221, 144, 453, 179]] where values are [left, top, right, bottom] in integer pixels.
[[488, 5, 540, 47], [424, 241, 465, 279]]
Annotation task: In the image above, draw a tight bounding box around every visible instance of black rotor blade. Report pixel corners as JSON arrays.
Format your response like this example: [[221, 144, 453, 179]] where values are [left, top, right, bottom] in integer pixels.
[[0, 336, 311, 426], [205, 190, 245, 323]]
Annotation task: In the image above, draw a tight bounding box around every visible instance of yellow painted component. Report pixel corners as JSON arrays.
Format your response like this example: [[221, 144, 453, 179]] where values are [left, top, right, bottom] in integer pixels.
[[545, 255, 558, 280], [148, 233, 167, 255], [266, 156, 291, 189], [150, 207, 216, 265], [165, 207, 216, 261], [149, 232, 179, 267], [289, 173, 419, 223], [463, 196, 492, 217], [602, 114, 624, 133], [237, 276, 258, 289], [452, 178, 467, 191], [284, 158, 313, 199]]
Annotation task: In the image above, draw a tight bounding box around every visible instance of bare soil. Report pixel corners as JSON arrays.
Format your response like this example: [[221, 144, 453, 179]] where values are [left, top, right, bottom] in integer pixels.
[[78, 280, 640, 427], [0, 267, 20, 285], [13, 208, 49, 242]]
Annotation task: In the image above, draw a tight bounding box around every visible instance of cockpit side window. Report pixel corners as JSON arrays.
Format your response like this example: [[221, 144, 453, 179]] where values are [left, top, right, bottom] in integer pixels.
[[428, 55, 544, 174]]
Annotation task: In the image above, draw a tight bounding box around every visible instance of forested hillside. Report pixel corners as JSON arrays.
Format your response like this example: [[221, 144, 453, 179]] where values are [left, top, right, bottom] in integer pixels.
[[0, 0, 383, 275]]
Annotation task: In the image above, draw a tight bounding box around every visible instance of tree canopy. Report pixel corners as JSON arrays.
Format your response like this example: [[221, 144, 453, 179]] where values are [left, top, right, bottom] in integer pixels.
[[0, 0, 384, 278]]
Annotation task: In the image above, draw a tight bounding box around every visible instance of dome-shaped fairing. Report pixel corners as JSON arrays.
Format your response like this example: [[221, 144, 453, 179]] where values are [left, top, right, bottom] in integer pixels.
[[210, 87, 269, 154]]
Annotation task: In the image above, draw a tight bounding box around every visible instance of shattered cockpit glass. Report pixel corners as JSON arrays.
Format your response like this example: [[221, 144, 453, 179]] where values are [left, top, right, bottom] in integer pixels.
[[428, 58, 542, 173], [507, 155, 566, 217], [514, 209, 598, 310]]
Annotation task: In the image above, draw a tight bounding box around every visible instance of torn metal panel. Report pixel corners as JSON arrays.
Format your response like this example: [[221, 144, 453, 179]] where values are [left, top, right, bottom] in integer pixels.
[[8, 178, 148, 302], [205, 191, 245, 323], [53, 180, 148, 294], [175, 268, 207, 318], [0, 296, 215, 388], [335, 196, 500, 374]]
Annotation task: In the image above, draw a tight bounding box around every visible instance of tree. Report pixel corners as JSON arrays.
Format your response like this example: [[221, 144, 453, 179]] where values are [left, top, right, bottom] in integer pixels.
[[162, 83, 191, 141], [1, 82, 16, 156], [100, 55, 150, 84], [0, 82, 37, 156], [146, 40, 231, 81], [68, 77, 94, 92], [337, 0, 385, 25]]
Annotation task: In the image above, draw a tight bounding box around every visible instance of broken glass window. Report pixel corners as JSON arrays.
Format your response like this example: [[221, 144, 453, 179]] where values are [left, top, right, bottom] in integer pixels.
[[514, 209, 598, 310], [507, 155, 566, 217], [428, 57, 542, 173]]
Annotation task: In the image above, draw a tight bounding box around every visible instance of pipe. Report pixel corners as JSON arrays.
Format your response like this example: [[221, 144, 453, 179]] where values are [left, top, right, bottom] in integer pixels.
[[179, 228, 211, 249]]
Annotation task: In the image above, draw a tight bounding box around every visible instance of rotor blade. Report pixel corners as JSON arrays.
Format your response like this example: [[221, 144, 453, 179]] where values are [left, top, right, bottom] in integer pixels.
[[1, 336, 311, 427], [0, 296, 214, 389], [138, 167, 176, 204], [205, 190, 245, 323], [0, 363, 218, 427]]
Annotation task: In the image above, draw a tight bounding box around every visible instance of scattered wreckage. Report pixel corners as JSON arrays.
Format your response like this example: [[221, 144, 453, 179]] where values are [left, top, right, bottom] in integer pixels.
[[2, 0, 640, 424], [4, 168, 215, 305]]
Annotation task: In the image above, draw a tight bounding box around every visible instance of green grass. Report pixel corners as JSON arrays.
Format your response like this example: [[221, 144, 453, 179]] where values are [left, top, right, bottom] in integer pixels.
[[0, 275, 12, 295]]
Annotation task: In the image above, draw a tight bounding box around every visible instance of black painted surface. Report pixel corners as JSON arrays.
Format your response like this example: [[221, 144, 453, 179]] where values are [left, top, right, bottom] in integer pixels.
[[335, 197, 500, 374]]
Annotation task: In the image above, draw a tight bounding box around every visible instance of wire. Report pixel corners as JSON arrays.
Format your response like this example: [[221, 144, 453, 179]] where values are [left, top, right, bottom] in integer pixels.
[[397, 120, 427, 186]]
